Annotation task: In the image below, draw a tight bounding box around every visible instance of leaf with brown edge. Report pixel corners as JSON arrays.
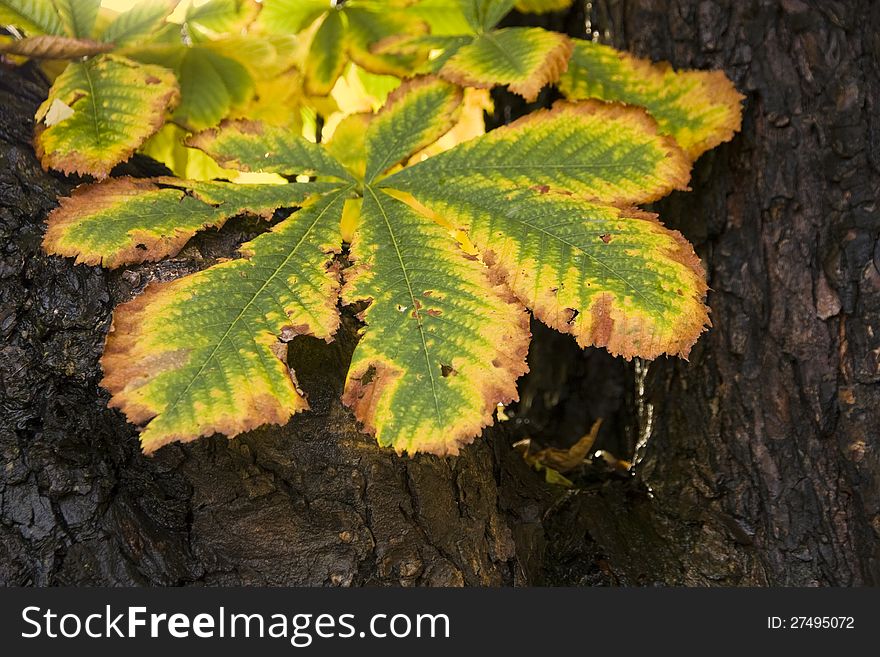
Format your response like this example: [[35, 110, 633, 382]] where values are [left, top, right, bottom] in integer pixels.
[[101, 187, 351, 454], [44, 177, 339, 268], [559, 39, 744, 159], [35, 54, 179, 178], [388, 185, 709, 359], [364, 76, 461, 182], [385, 99, 692, 207], [0, 35, 112, 58], [342, 186, 530, 455], [439, 27, 572, 102], [187, 119, 355, 181]]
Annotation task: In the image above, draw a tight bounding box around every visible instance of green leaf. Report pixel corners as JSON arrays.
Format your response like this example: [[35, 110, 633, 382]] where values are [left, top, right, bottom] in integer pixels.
[[515, 0, 573, 13], [188, 119, 355, 181], [175, 46, 254, 130], [100, 0, 172, 46], [101, 187, 350, 453], [364, 76, 461, 183], [386, 99, 691, 205], [343, 186, 529, 454], [558, 39, 744, 160], [35, 54, 180, 178], [256, 0, 329, 34], [440, 27, 572, 101], [185, 0, 258, 42], [140, 123, 231, 180], [459, 0, 515, 31], [344, 7, 428, 77], [127, 43, 255, 130], [44, 177, 336, 267], [51, 0, 100, 38], [304, 9, 345, 96], [0, 0, 63, 35], [409, 0, 472, 36]]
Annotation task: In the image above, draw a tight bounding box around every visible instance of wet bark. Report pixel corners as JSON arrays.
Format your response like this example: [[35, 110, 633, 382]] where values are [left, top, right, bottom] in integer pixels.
[[2, 0, 878, 587]]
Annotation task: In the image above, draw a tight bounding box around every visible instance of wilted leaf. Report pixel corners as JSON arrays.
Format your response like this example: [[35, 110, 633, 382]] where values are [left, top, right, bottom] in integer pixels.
[[35, 54, 180, 178], [61, 76, 711, 456], [559, 39, 744, 159], [0, 34, 111, 58]]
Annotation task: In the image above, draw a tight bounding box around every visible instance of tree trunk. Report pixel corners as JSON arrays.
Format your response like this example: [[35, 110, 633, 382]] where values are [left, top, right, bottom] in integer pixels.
[[552, 0, 880, 585], [2, 0, 878, 587]]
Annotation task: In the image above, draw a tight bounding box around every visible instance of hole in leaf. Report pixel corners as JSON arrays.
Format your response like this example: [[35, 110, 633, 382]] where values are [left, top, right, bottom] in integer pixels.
[[440, 363, 456, 377]]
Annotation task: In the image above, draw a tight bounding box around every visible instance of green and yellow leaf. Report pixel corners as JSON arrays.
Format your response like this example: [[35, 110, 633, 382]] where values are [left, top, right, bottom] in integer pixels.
[[100, 0, 172, 47], [188, 119, 355, 181], [52, 0, 100, 38], [396, 186, 709, 358], [184, 0, 258, 41], [0, 34, 111, 58], [0, 0, 64, 35], [383, 99, 707, 358], [344, 7, 428, 78], [102, 187, 350, 453], [440, 27, 572, 101], [515, 0, 573, 13], [255, 0, 329, 35], [35, 54, 180, 178], [343, 187, 530, 455], [558, 39, 744, 159], [459, 0, 515, 31], [364, 76, 461, 182], [386, 99, 691, 205], [304, 9, 345, 96], [44, 177, 335, 268]]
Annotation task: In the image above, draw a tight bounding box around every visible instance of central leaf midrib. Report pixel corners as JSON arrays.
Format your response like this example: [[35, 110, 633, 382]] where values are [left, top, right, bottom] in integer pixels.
[[365, 185, 443, 429]]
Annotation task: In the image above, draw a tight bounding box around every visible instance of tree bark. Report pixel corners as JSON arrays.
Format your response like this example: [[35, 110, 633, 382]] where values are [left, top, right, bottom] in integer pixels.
[[551, 0, 880, 585], [2, 0, 878, 587]]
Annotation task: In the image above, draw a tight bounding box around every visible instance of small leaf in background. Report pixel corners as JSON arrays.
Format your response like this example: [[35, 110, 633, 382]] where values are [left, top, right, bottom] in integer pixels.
[[52, 0, 101, 38], [304, 9, 345, 96], [559, 39, 744, 159], [459, 0, 516, 32], [515, 0, 573, 14], [440, 26, 572, 101], [183, 0, 259, 41], [35, 54, 180, 178], [0, 0, 64, 35], [259, 0, 428, 97], [99, 0, 173, 46], [255, 0, 329, 35]]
